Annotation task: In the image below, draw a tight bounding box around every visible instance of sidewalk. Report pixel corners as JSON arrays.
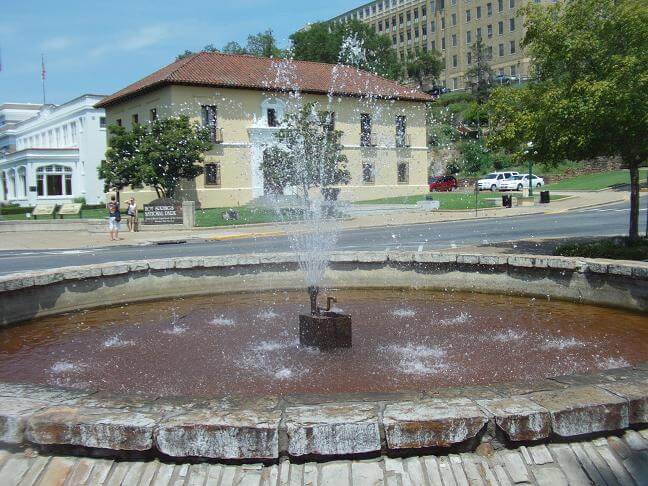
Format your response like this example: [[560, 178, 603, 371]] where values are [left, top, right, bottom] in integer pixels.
[[0, 190, 628, 251], [1, 429, 646, 485]]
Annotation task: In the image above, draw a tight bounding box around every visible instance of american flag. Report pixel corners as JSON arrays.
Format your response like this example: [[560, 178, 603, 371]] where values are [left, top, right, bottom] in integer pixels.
[[41, 54, 46, 80]]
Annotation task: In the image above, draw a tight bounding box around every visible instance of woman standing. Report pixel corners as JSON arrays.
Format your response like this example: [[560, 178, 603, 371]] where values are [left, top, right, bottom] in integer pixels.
[[107, 196, 121, 241], [126, 197, 138, 232]]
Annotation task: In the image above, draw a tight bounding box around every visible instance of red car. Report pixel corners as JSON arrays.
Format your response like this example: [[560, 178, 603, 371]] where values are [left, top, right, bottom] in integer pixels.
[[429, 175, 458, 192]]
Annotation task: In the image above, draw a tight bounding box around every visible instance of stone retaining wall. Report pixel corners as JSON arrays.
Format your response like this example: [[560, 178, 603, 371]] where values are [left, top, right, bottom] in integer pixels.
[[1, 251, 647, 326], [0, 367, 647, 461]]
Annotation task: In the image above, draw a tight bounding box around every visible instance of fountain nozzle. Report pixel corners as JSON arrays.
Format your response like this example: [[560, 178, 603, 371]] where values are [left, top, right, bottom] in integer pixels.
[[308, 286, 320, 316]]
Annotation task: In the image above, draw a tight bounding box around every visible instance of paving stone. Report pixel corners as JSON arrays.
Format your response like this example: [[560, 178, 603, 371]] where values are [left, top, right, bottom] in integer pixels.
[[607, 436, 632, 459], [0, 456, 33, 485], [17, 456, 50, 486], [35, 456, 76, 485], [121, 462, 147, 486], [500, 451, 530, 484], [493, 463, 513, 486], [83, 458, 114, 485], [623, 429, 648, 451], [284, 403, 381, 456], [438, 456, 458, 486], [0, 397, 50, 444], [63, 458, 94, 485], [459, 454, 486, 486], [581, 443, 620, 486], [527, 386, 628, 437], [477, 396, 551, 442], [155, 407, 281, 459], [595, 444, 636, 485], [105, 461, 132, 486], [475, 457, 500, 486], [548, 444, 591, 486], [320, 461, 350, 486], [351, 461, 384, 485], [528, 445, 553, 465], [383, 399, 488, 450], [598, 381, 648, 424], [531, 466, 569, 486], [569, 443, 607, 486], [26, 406, 158, 451], [302, 462, 318, 486], [519, 446, 532, 465], [422, 456, 443, 485], [622, 451, 648, 485], [152, 463, 175, 486], [403, 457, 428, 485], [449, 454, 470, 486]]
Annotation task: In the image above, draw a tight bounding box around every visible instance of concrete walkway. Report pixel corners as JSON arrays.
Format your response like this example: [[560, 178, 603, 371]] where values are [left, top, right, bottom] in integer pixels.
[[0, 190, 629, 251], [1, 429, 647, 485]]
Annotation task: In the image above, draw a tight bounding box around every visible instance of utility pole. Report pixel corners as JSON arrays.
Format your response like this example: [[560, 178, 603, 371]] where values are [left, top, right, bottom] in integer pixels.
[[41, 54, 47, 105]]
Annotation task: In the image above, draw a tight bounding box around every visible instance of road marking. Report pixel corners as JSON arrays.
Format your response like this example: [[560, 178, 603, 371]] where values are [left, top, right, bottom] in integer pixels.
[[544, 209, 568, 215]]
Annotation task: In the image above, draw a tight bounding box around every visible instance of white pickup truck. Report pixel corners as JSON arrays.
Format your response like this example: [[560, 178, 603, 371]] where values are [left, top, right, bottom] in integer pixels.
[[477, 171, 519, 191]]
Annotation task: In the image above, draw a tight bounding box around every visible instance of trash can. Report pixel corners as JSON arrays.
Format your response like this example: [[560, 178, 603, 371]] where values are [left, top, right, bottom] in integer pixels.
[[540, 191, 550, 204], [502, 195, 513, 208]]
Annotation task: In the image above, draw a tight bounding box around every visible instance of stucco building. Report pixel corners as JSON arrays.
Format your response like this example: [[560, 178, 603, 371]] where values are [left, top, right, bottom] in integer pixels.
[[329, 0, 552, 90], [0, 95, 107, 207], [96, 52, 433, 208]]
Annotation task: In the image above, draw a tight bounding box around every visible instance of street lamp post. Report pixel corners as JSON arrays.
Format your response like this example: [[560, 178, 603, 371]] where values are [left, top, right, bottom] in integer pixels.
[[526, 142, 534, 198]]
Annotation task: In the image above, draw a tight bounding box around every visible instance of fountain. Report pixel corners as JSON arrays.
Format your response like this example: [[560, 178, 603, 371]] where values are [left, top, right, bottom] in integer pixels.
[[299, 287, 352, 348]]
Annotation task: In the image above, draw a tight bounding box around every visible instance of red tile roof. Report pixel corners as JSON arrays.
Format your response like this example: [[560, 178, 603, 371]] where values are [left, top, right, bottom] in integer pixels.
[[96, 52, 433, 108]]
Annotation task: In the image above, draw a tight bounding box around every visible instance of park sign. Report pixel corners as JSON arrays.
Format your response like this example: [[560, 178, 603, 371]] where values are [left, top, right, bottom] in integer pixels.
[[143, 198, 183, 225]]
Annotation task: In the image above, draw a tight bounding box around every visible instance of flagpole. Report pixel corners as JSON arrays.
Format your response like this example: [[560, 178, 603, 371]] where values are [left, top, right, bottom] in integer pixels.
[[41, 54, 46, 105]]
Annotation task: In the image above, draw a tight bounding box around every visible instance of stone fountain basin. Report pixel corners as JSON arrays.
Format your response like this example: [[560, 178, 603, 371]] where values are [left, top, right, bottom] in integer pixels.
[[0, 251, 646, 461]]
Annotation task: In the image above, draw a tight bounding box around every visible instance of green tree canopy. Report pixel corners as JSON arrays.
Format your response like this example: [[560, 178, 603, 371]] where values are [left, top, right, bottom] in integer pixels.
[[177, 29, 284, 60], [465, 38, 493, 105], [406, 49, 444, 89], [290, 20, 403, 80], [99, 116, 213, 200], [261, 103, 351, 201], [487, 0, 648, 239]]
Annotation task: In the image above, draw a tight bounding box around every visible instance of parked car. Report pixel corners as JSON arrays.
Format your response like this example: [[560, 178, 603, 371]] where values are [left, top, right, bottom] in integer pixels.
[[428, 86, 450, 97], [493, 74, 518, 85], [477, 171, 519, 191], [500, 174, 545, 191], [429, 175, 458, 192]]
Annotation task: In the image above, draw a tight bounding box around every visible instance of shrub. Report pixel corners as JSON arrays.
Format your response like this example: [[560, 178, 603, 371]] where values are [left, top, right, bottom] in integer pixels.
[[554, 237, 648, 261], [459, 141, 493, 175]]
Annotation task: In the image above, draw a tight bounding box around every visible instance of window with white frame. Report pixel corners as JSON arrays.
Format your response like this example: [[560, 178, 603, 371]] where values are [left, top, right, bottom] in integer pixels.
[[36, 165, 73, 197]]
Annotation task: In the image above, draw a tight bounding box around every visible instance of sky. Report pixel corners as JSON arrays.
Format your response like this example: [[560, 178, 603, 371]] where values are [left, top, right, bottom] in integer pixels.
[[0, 0, 356, 105]]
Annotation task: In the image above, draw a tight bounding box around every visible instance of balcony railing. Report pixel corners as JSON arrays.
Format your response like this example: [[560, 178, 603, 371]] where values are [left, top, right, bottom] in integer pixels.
[[360, 133, 378, 147], [209, 127, 224, 144], [396, 133, 412, 148]]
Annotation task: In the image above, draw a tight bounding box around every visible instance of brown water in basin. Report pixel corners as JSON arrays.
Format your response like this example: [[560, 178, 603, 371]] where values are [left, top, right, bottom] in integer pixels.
[[0, 289, 646, 398]]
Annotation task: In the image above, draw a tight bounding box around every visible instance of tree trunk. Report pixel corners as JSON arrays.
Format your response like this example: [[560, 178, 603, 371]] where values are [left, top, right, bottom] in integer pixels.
[[628, 162, 640, 242]]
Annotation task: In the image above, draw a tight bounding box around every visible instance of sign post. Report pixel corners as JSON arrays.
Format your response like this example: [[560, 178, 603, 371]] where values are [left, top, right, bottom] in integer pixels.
[[143, 199, 183, 225]]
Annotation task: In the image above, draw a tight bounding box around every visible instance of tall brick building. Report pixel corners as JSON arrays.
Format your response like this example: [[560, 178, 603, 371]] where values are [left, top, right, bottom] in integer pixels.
[[329, 0, 552, 90]]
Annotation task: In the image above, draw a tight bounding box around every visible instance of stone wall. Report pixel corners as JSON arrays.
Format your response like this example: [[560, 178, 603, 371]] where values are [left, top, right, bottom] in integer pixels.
[[1, 251, 646, 327]]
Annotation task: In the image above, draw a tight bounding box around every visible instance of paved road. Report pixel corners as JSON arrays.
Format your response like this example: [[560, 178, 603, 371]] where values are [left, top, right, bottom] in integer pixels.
[[0, 201, 645, 275]]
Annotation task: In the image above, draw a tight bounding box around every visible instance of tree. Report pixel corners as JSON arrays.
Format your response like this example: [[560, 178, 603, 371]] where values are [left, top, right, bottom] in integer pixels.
[[98, 124, 148, 196], [487, 0, 647, 240], [222, 41, 246, 54], [290, 20, 403, 80], [246, 29, 283, 58], [99, 116, 213, 200], [406, 50, 444, 89], [261, 103, 351, 202], [465, 38, 493, 105]]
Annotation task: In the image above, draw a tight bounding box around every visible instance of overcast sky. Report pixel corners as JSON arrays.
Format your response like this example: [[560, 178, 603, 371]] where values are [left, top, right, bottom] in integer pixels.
[[0, 0, 355, 104]]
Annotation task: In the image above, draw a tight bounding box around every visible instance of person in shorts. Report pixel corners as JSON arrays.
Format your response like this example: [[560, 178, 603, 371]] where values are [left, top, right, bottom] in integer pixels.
[[126, 197, 137, 232], [107, 196, 121, 241]]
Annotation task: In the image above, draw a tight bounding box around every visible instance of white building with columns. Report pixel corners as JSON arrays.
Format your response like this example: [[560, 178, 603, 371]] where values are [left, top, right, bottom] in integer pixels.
[[0, 95, 107, 207]]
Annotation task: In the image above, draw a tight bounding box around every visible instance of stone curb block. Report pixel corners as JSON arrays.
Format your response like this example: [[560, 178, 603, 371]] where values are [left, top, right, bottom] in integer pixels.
[[477, 397, 551, 442], [155, 409, 281, 460], [415, 253, 457, 264], [586, 262, 609, 275], [382, 399, 488, 450], [283, 403, 381, 457], [100, 263, 131, 276], [456, 254, 480, 265], [597, 382, 648, 424], [174, 257, 205, 269], [26, 406, 158, 451], [507, 256, 535, 268], [0, 397, 50, 444], [387, 252, 417, 263], [148, 259, 174, 271], [478, 255, 509, 267], [527, 386, 629, 438]]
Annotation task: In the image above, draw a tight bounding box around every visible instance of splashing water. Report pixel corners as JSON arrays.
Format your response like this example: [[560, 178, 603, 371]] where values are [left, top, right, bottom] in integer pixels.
[[392, 308, 417, 318], [51, 361, 82, 374], [210, 316, 235, 327], [439, 312, 471, 325], [492, 330, 527, 342], [103, 334, 135, 348], [597, 357, 630, 370], [542, 337, 584, 350]]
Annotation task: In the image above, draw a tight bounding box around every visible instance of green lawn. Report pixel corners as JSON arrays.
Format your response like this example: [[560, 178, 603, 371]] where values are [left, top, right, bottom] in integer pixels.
[[195, 206, 286, 227], [0, 208, 108, 221], [546, 168, 648, 191], [356, 191, 566, 210]]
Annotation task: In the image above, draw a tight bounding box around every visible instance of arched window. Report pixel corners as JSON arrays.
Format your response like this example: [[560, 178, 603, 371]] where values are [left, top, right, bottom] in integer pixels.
[[17, 167, 27, 198], [0, 172, 7, 201], [8, 169, 16, 199], [36, 165, 73, 197]]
